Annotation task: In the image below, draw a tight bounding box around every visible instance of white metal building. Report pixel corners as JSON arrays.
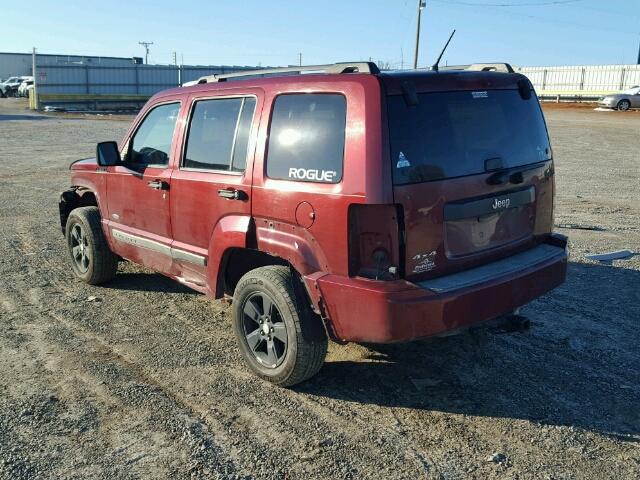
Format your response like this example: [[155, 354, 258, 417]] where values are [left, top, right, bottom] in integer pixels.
[[0, 52, 141, 80]]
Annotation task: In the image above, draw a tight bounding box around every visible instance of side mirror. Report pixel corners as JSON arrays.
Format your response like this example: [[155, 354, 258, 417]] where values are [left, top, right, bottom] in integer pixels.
[[96, 141, 120, 166]]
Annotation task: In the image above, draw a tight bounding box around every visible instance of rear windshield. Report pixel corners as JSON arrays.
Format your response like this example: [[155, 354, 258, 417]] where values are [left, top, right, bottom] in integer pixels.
[[388, 90, 551, 185]]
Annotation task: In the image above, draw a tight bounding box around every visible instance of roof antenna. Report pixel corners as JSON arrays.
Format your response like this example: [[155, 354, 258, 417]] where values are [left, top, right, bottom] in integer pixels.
[[431, 29, 456, 72]]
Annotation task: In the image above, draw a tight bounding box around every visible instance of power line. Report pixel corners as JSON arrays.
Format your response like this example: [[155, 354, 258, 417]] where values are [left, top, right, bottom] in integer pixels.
[[431, 0, 584, 6], [432, 1, 638, 36], [498, 8, 636, 35]]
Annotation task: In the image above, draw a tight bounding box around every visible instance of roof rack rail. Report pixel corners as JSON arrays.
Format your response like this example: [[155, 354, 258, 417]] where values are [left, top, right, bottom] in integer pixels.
[[438, 63, 514, 73], [196, 61, 380, 84]]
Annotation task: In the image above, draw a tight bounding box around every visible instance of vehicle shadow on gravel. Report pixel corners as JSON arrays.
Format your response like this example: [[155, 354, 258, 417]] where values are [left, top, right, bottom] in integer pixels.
[[0, 114, 49, 121], [102, 272, 197, 295], [299, 261, 640, 440]]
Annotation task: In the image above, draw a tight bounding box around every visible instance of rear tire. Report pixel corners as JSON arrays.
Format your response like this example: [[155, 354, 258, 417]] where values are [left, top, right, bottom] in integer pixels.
[[232, 266, 327, 387], [65, 206, 118, 285], [617, 99, 631, 111]]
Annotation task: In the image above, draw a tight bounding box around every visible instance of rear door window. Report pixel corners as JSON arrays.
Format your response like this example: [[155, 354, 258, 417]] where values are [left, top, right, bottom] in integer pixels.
[[184, 97, 256, 172], [388, 90, 551, 185], [266, 94, 346, 183]]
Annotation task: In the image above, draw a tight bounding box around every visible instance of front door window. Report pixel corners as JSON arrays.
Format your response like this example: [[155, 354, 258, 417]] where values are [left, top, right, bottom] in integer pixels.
[[129, 102, 180, 167]]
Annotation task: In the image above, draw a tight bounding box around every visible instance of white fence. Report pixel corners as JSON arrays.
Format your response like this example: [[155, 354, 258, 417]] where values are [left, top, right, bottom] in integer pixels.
[[517, 64, 640, 99]]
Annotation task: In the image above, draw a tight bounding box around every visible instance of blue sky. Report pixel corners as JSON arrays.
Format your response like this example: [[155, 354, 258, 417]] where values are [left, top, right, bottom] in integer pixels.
[[3, 0, 639, 67]]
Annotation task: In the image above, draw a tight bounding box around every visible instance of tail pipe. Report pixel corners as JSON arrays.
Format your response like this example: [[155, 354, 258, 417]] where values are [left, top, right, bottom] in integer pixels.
[[500, 313, 531, 332]]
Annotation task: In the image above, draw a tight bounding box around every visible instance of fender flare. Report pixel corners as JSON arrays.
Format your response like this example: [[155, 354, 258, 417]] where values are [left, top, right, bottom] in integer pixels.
[[254, 223, 329, 313], [209, 218, 335, 338], [59, 183, 104, 234], [70, 174, 106, 214], [207, 215, 253, 298], [208, 217, 329, 297], [255, 223, 328, 275], [70, 175, 109, 246]]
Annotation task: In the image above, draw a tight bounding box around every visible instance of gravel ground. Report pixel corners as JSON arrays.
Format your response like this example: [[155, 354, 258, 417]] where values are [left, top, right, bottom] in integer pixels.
[[0, 98, 638, 479]]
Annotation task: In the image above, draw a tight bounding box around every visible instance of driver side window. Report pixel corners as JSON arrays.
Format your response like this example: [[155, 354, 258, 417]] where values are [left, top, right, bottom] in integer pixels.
[[129, 102, 180, 167]]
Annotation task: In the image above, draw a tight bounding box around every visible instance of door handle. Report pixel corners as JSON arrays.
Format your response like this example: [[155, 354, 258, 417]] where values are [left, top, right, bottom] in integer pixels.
[[218, 188, 248, 201], [147, 180, 169, 190]]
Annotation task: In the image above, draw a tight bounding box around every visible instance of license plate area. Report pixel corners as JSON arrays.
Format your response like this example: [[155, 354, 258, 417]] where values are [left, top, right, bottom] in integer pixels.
[[444, 187, 536, 258]]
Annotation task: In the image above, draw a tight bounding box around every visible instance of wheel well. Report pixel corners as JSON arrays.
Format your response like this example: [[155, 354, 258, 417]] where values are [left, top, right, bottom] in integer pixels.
[[59, 188, 99, 234], [78, 190, 98, 208], [219, 248, 288, 297], [219, 248, 330, 339]]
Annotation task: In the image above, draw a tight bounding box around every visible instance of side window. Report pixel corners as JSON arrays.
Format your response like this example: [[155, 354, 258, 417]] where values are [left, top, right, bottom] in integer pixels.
[[266, 94, 346, 183], [130, 102, 180, 166], [184, 97, 256, 172]]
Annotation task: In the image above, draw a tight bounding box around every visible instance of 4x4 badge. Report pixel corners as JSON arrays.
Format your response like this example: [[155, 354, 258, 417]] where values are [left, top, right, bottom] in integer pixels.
[[397, 151, 411, 168]]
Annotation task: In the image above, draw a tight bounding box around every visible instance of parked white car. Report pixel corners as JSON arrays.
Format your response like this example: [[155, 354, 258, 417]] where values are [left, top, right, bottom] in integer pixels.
[[18, 77, 34, 97], [0, 76, 28, 97]]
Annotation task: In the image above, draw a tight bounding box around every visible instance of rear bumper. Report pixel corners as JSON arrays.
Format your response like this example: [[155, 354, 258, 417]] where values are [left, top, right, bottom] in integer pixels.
[[315, 236, 568, 343]]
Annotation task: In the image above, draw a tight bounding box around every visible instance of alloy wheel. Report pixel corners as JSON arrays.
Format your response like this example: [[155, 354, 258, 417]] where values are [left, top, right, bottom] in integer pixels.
[[70, 223, 91, 273], [241, 292, 288, 368]]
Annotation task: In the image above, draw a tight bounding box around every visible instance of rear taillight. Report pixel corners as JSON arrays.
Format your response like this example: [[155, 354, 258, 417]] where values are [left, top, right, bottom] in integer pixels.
[[348, 204, 403, 280]]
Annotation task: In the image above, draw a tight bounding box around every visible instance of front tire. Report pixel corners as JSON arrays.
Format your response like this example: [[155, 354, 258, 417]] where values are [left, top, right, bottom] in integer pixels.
[[232, 266, 328, 387], [65, 206, 118, 285], [617, 99, 631, 111]]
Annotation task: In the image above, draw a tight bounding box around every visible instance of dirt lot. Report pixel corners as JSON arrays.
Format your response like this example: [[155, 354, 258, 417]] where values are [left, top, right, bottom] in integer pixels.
[[0, 98, 638, 479]]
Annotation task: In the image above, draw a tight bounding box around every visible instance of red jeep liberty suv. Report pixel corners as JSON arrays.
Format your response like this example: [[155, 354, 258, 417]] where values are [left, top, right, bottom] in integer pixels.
[[59, 62, 568, 386]]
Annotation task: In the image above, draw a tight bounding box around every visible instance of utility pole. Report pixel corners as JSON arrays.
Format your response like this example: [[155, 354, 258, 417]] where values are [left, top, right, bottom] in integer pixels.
[[298, 52, 302, 66], [637, 36, 640, 64], [138, 41, 154, 64], [413, 0, 426, 69], [173, 52, 181, 86], [31, 47, 39, 110]]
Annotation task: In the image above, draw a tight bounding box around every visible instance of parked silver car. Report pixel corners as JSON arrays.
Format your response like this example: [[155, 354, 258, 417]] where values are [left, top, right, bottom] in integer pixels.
[[598, 86, 640, 111]]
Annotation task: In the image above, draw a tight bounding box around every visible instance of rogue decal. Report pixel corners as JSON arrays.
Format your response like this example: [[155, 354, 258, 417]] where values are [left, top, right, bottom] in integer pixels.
[[288, 168, 337, 183]]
